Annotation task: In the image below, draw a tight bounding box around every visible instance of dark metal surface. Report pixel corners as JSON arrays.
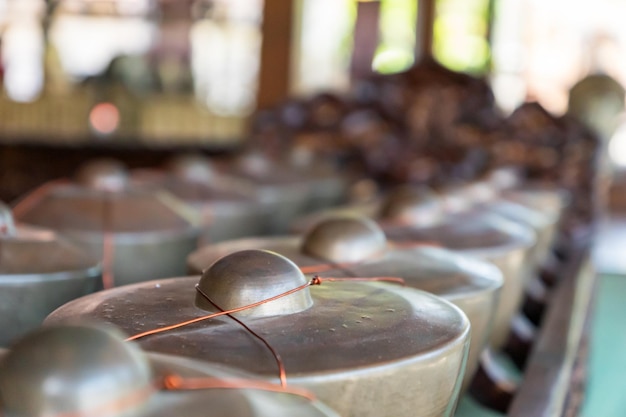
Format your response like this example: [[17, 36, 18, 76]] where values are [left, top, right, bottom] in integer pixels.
[[75, 158, 130, 192], [13, 160, 200, 286], [501, 186, 568, 268], [0, 324, 337, 417], [195, 250, 313, 317], [219, 153, 349, 233], [484, 201, 557, 270], [217, 154, 313, 233], [382, 211, 535, 350], [320, 247, 502, 393], [47, 249, 470, 417], [301, 215, 386, 263], [0, 203, 101, 346], [290, 186, 538, 351], [132, 161, 272, 243], [379, 186, 444, 227], [188, 216, 501, 393]]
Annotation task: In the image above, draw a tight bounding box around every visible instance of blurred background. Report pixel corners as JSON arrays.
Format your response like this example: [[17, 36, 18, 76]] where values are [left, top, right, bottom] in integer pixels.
[[1, 2, 626, 416], [1, 0, 625, 207], [0, 0, 625, 142]]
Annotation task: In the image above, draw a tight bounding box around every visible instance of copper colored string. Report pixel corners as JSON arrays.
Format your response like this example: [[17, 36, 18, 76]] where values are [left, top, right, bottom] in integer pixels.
[[101, 194, 115, 289], [196, 285, 289, 387], [50, 375, 315, 417], [197, 277, 404, 387], [124, 280, 315, 342], [11, 179, 69, 218], [125, 276, 404, 390], [125, 275, 405, 344], [161, 374, 316, 400], [310, 276, 406, 286]]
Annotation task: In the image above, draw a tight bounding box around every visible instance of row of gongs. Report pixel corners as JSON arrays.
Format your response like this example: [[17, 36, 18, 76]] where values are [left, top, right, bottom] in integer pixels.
[[0, 154, 566, 417]]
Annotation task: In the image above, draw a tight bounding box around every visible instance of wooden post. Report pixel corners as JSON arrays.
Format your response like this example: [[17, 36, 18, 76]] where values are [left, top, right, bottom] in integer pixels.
[[415, 0, 436, 60], [350, 0, 381, 81], [485, 0, 496, 71], [257, 0, 294, 109]]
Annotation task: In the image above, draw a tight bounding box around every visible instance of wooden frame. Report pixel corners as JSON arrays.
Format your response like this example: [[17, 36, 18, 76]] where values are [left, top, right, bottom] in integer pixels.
[[508, 240, 596, 417]]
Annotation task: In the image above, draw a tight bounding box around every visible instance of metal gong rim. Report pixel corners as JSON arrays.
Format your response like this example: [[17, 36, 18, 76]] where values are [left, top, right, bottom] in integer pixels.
[[0, 227, 101, 281], [131, 169, 258, 207], [0, 329, 335, 417], [383, 211, 536, 257], [187, 236, 502, 299], [14, 183, 200, 239], [45, 276, 470, 377]]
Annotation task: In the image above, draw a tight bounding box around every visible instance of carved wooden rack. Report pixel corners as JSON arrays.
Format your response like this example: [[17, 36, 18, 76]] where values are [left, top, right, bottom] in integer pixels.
[[458, 234, 596, 417], [508, 239, 595, 417]]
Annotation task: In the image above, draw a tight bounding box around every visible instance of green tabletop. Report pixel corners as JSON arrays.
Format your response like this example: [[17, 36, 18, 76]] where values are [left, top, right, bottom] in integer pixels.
[[455, 396, 504, 417], [455, 274, 626, 416], [454, 350, 521, 416], [581, 274, 626, 417]]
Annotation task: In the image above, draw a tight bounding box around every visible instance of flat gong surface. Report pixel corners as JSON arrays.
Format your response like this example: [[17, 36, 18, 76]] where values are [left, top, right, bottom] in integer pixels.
[[320, 247, 502, 299], [226, 159, 310, 187], [188, 237, 324, 273], [163, 181, 249, 204], [17, 185, 193, 234], [141, 353, 335, 417], [0, 227, 100, 276], [133, 172, 254, 206], [485, 201, 553, 230], [187, 238, 500, 299], [383, 212, 535, 253], [502, 187, 566, 222], [46, 277, 469, 376], [0, 347, 334, 417]]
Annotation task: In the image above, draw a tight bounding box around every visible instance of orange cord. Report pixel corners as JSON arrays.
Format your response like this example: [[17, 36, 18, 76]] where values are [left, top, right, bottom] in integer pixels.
[[310, 276, 406, 286], [11, 179, 69, 218], [196, 285, 289, 387], [101, 195, 115, 289], [125, 276, 405, 392], [10, 178, 119, 289], [126, 276, 406, 343], [48, 374, 316, 417], [161, 374, 316, 401], [125, 280, 314, 342]]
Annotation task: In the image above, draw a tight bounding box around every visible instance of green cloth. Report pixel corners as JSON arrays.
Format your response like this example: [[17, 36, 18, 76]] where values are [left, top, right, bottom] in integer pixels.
[[454, 349, 519, 416], [456, 274, 623, 417], [581, 274, 626, 417], [455, 396, 504, 417]]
